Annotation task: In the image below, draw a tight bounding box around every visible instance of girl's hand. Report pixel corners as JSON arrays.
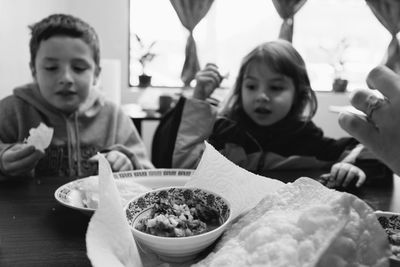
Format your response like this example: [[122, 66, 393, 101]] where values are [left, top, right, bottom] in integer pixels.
[[1, 144, 44, 176], [193, 63, 223, 101], [328, 162, 366, 188], [104, 151, 134, 172]]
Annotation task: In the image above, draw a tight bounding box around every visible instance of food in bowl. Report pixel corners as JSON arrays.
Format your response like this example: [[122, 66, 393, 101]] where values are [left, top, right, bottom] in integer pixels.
[[135, 189, 222, 237], [125, 187, 231, 262], [375, 211, 400, 262]]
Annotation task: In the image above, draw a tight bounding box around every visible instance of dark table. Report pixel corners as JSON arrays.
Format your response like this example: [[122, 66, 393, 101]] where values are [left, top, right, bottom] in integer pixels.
[[0, 173, 399, 266], [0, 176, 92, 267]]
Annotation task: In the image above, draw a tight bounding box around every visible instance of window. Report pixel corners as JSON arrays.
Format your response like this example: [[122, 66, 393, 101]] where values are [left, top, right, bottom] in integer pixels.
[[129, 0, 390, 91]]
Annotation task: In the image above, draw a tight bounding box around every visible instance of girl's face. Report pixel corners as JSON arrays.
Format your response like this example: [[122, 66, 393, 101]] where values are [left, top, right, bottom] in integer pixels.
[[32, 36, 99, 114], [241, 62, 295, 126]]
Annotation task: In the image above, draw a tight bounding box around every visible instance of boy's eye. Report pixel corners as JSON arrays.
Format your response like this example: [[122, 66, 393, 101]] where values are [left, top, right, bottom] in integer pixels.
[[71, 59, 92, 72], [73, 64, 90, 72], [44, 66, 57, 71]]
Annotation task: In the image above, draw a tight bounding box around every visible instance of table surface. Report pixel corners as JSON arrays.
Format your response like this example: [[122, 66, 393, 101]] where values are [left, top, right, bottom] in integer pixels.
[[0, 172, 399, 266]]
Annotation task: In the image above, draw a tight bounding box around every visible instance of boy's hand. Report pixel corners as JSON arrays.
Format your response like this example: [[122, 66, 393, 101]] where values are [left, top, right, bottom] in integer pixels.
[[1, 144, 44, 176], [193, 63, 223, 101], [104, 151, 134, 172], [319, 162, 366, 188]]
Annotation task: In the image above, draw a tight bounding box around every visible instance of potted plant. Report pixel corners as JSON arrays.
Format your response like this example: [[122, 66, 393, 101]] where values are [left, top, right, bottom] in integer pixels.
[[321, 38, 350, 92], [134, 34, 157, 87]]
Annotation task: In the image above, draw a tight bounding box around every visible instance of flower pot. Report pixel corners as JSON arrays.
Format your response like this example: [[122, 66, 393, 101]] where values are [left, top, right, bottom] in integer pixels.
[[332, 78, 348, 92], [138, 75, 152, 88]]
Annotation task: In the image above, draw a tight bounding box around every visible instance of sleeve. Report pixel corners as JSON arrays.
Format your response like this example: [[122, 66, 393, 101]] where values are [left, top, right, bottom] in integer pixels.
[[172, 97, 218, 169], [295, 121, 359, 161], [298, 121, 392, 183], [106, 107, 154, 169], [353, 145, 393, 184]]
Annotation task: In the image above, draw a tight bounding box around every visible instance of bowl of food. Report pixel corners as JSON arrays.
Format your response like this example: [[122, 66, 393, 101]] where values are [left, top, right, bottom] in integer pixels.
[[124, 186, 231, 263], [374, 211, 400, 263]]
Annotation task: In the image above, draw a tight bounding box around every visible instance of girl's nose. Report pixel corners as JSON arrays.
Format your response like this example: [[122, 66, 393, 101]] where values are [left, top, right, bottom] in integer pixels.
[[257, 91, 270, 102]]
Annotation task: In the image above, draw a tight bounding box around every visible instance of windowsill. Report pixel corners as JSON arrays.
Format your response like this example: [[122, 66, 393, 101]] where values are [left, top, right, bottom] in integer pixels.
[[122, 85, 351, 107]]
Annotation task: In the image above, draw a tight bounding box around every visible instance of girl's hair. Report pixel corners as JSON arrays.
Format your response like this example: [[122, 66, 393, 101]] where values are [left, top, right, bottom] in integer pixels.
[[220, 39, 317, 121], [29, 14, 101, 72]]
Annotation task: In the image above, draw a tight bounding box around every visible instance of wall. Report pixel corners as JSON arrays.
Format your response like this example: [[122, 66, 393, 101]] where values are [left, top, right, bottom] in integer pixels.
[[0, 0, 129, 100]]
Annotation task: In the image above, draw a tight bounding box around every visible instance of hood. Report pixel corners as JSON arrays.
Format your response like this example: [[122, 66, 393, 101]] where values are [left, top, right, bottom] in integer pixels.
[[13, 83, 105, 118]]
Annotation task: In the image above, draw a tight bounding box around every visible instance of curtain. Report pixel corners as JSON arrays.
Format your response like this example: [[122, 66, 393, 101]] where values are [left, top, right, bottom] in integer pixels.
[[170, 0, 214, 86], [271, 0, 308, 42], [366, 0, 400, 73]]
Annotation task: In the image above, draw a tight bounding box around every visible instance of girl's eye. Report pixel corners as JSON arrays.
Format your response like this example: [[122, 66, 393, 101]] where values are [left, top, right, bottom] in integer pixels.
[[244, 83, 257, 91], [270, 85, 284, 91]]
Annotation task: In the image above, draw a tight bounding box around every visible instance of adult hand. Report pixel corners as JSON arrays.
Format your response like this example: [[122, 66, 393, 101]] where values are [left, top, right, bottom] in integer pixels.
[[1, 144, 44, 176], [339, 65, 400, 175], [193, 63, 223, 100], [105, 150, 134, 172]]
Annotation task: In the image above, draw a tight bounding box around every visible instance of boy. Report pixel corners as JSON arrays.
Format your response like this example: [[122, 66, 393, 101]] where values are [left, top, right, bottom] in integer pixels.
[[0, 14, 153, 179]]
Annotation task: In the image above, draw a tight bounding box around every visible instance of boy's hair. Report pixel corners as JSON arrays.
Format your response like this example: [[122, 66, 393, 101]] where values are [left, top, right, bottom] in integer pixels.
[[29, 14, 100, 71], [220, 39, 317, 121]]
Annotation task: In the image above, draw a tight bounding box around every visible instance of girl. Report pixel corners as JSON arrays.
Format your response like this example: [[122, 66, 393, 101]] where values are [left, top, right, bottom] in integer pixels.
[[163, 40, 389, 188]]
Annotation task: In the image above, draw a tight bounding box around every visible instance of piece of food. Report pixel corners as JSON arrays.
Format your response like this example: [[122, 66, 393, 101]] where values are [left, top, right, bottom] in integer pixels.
[[194, 178, 390, 267], [25, 122, 54, 152], [77, 177, 150, 209]]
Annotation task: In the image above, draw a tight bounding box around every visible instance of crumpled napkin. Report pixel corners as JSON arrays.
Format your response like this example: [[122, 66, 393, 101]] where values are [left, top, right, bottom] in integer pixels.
[[186, 142, 284, 219], [85, 142, 286, 266]]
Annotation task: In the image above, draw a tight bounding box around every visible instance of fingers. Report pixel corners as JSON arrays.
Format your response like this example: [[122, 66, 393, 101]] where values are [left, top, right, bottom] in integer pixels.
[[130, 153, 143, 170], [6, 144, 36, 161], [330, 163, 347, 187], [355, 169, 366, 188], [2, 146, 44, 176], [105, 151, 133, 172], [196, 68, 221, 86], [338, 112, 380, 149], [366, 65, 400, 99], [330, 163, 366, 188]]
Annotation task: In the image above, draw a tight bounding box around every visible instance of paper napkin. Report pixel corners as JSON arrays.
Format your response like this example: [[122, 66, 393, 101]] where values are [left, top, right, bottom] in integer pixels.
[[86, 142, 286, 266], [186, 142, 285, 219], [86, 154, 143, 267]]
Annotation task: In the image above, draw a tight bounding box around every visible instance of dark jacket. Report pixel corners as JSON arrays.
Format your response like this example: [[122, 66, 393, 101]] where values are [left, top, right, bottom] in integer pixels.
[[155, 97, 391, 184]]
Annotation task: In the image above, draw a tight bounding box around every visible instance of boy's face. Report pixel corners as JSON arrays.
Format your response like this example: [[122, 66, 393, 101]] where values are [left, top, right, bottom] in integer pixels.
[[32, 36, 99, 114], [241, 61, 295, 126]]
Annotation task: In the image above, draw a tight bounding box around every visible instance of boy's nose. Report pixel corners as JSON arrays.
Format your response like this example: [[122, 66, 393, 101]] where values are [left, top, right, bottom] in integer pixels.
[[59, 67, 74, 84]]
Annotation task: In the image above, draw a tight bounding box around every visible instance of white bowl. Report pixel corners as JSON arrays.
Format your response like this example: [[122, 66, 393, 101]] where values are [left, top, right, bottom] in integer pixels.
[[374, 211, 400, 263], [124, 186, 231, 263]]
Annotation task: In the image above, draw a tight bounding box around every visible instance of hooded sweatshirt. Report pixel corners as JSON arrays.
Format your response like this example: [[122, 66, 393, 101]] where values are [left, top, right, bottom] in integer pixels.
[[0, 83, 153, 179]]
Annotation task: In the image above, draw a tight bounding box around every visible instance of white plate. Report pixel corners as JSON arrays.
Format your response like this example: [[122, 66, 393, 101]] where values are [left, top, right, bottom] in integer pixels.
[[54, 169, 194, 214]]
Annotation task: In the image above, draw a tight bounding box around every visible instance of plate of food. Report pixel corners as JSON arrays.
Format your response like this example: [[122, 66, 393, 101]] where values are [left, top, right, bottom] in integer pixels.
[[54, 169, 194, 214], [375, 211, 400, 263]]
